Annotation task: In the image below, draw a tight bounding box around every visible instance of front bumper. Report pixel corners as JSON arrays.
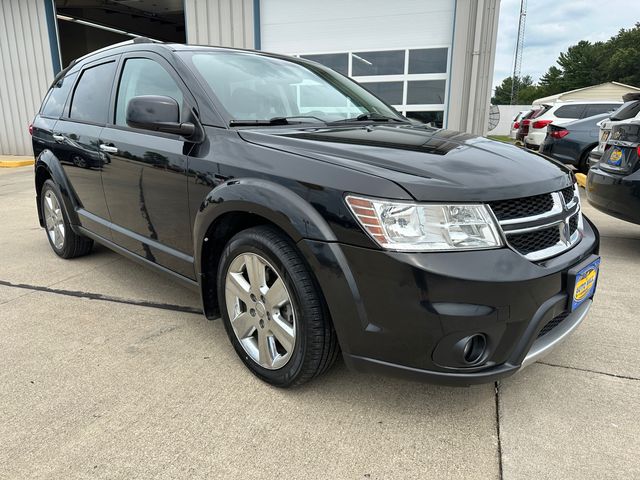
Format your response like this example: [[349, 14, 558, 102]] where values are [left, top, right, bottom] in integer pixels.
[[298, 217, 599, 385], [587, 165, 640, 224]]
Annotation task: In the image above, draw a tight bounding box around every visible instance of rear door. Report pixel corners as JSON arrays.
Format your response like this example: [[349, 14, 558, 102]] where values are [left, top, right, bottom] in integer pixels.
[[52, 57, 118, 238], [32, 71, 77, 161], [99, 52, 195, 278]]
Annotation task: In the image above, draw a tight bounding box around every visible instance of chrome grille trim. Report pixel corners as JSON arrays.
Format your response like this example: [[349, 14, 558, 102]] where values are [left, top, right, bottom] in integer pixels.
[[490, 184, 582, 261]]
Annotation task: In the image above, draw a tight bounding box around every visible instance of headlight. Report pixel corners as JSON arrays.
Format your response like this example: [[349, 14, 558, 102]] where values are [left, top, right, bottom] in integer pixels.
[[345, 195, 503, 252]]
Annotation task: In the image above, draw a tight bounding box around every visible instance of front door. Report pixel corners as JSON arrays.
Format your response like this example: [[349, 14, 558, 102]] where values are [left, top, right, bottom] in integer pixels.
[[100, 53, 194, 278]]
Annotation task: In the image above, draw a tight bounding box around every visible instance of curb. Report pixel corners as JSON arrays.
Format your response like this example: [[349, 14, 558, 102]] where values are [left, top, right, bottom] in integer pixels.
[[575, 173, 587, 189], [0, 156, 34, 168]]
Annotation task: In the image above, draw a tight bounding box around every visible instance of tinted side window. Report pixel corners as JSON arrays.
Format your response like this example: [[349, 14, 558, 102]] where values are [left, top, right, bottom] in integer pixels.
[[609, 101, 640, 121], [69, 61, 116, 124], [41, 72, 77, 118], [554, 104, 584, 118], [115, 58, 183, 127], [583, 104, 619, 118]]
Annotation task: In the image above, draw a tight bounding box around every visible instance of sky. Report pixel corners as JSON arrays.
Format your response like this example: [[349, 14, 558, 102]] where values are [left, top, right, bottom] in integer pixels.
[[492, 0, 640, 91]]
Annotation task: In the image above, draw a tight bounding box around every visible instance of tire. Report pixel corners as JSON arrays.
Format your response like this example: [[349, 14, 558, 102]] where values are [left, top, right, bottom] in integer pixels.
[[41, 179, 93, 259], [578, 149, 593, 174], [217, 225, 339, 387]]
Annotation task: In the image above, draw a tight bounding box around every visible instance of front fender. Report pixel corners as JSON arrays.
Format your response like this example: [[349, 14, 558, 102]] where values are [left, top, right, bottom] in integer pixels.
[[35, 149, 81, 228], [193, 178, 337, 276]]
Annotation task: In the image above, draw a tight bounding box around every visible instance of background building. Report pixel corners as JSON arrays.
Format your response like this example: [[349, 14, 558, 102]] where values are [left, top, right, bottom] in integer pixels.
[[532, 82, 640, 106], [0, 0, 500, 156]]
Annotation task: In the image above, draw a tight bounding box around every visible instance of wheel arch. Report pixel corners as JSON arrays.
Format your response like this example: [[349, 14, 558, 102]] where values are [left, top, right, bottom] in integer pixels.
[[194, 178, 337, 319], [35, 149, 80, 228]]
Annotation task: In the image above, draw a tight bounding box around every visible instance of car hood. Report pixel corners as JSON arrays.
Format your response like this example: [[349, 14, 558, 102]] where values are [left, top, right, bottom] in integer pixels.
[[238, 124, 572, 201]]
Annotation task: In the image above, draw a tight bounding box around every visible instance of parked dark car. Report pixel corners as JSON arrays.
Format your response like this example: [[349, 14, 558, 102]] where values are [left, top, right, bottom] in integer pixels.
[[587, 121, 640, 224], [539, 112, 610, 173], [31, 40, 600, 387], [589, 93, 640, 168]]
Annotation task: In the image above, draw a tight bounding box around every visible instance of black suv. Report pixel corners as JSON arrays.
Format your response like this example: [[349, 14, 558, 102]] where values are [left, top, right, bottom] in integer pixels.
[[31, 40, 601, 387]]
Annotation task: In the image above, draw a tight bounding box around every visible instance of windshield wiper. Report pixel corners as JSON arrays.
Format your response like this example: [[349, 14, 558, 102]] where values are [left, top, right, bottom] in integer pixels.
[[327, 112, 409, 125], [229, 115, 326, 127]]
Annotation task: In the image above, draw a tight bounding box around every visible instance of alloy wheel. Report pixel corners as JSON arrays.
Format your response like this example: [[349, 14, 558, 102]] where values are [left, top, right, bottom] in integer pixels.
[[43, 190, 65, 250], [224, 253, 296, 370]]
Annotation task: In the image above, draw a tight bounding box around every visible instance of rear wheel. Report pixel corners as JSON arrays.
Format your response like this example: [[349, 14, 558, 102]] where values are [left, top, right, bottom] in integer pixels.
[[217, 225, 339, 387], [41, 180, 93, 258], [578, 149, 593, 174]]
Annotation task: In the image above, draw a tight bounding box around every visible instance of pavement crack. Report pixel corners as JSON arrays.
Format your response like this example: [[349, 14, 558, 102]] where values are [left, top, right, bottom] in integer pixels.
[[538, 361, 640, 382], [0, 279, 202, 315], [494, 381, 504, 480]]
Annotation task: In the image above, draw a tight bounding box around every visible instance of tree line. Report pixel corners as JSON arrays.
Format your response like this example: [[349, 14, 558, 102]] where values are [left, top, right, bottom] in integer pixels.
[[492, 23, 640, 105]]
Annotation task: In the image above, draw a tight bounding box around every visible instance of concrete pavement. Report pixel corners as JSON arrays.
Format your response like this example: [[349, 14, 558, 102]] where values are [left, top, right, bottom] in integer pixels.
[[1, 166, 639, 479]]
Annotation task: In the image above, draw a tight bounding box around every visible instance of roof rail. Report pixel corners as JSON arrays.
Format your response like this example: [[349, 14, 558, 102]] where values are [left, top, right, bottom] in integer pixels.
[[132, 36, 162, 44], [70, 37, 164, 66]]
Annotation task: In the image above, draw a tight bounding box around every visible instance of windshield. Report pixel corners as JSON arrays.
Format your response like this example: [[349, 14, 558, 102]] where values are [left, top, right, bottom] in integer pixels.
[[179, 51, 403, 123]]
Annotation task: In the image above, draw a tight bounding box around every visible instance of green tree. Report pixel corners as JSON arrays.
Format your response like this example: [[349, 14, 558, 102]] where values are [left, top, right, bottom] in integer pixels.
[[556, 40, 603, 90], [491, 75, 536, 105], [601, 24, 640, 86], [492, 23, 640, 105]]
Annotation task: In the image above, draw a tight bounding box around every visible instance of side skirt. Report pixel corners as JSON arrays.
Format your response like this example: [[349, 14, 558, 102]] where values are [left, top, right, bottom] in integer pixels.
[[77, 226, 201, 294]]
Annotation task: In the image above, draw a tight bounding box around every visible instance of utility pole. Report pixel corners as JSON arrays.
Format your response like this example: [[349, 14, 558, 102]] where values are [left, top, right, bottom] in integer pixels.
[[510, 0, 527, 105]]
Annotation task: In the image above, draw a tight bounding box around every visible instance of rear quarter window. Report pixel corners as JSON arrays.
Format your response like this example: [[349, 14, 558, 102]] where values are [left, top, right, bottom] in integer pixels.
[[40, 72, 77, 118], [582, 104, 620, 118]]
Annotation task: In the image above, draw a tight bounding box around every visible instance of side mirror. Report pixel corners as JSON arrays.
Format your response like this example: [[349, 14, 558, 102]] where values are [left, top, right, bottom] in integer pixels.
[[126, 95, 196, 137]]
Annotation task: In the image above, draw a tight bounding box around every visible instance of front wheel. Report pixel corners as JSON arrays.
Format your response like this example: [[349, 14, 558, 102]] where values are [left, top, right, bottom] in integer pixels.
[[217, 225, 339, 387]]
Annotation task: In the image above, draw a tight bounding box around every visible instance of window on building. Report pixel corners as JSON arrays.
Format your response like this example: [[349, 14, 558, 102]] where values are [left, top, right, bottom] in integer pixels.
[[408, 48, 448, 74], [361, 81, 404, 105], [406, 111, 444, 128], [352, 50, 405, 76], [69, 61, 116, 124], [294, 47, 450, 123], [115, 58, 184, 127], [300, 54, 349, 76], [41, 72, 77, 118], [407, 80, 446, 105]]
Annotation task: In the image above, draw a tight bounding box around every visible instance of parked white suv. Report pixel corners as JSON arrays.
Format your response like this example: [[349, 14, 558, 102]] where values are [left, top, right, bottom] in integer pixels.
[[525, 101, 622, 150], [589, 93, 640, 168]]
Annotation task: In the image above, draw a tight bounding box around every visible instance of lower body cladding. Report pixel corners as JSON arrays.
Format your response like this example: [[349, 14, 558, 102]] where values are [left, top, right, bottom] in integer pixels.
[[587, 166, 640, 224], [298, 217, 599, 386]]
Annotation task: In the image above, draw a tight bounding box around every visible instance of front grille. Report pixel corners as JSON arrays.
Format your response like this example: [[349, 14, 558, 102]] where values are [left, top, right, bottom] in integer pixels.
[[489, 185, 582, 261], [560, 186, 575, 205], [537, 311, 569, 338], [507, 225, 561, 255], [569, 214, 578, 235], [489, 192, 554, 221]]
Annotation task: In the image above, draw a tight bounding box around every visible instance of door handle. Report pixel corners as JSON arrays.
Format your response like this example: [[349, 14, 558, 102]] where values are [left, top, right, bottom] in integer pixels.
[[52, 134, 65, 143], [99, 144, 118, 153]]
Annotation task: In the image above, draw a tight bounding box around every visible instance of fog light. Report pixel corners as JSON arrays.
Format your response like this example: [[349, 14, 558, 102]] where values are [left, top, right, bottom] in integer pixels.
[[462, 334, 487, 365]]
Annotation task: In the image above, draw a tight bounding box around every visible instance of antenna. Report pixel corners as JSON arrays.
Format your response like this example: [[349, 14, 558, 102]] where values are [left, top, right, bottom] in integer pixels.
[[510, 0, 527, 105]]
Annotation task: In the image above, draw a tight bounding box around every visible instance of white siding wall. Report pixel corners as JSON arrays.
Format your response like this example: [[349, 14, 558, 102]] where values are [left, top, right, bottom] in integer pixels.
[[0, 0, 56, 156], [447, 0, 501, 135], [184, 0, 254, 48], [489, 105, 532, 136], [260, 0, 454, 53]]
